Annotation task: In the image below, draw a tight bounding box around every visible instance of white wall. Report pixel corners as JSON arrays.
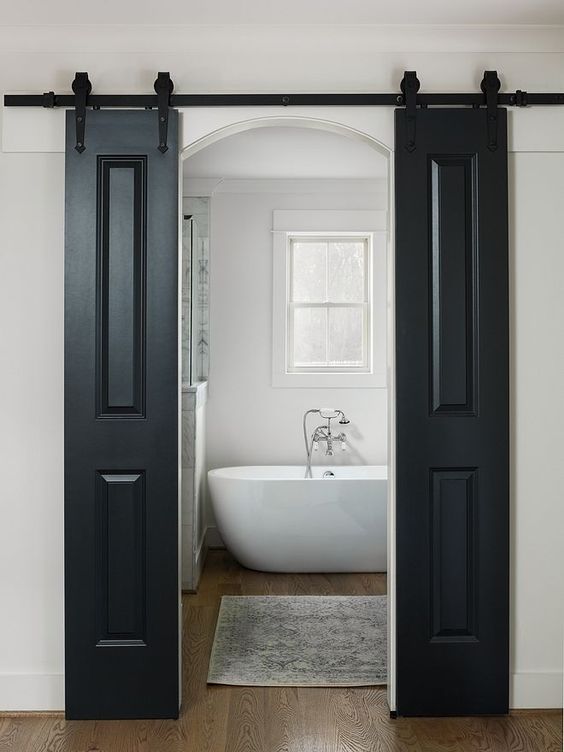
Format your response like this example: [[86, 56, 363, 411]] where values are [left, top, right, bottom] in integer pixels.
[[0, 152, 65, 710], [1, 24, 563, 711], [204, 182, 388, 528], [509, 153, 564, 707]]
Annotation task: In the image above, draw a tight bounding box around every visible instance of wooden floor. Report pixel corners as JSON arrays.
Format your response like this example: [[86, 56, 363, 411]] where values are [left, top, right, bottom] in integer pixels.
[[0, 550, 561, 752]]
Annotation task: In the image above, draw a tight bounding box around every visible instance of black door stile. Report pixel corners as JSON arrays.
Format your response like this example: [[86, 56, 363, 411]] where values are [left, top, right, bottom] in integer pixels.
[[65, 110, 180, 719], [395, 108, 509, 715]]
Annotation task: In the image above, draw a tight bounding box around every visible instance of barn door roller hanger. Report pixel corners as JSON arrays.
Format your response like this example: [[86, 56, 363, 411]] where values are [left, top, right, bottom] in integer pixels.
[[399, 70, 502, 151], [5, 68, 564, 153], [65, 71, 174, 153]]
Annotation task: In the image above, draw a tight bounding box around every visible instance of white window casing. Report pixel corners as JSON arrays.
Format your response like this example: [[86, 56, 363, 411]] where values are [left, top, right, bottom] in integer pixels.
[[273, 210, 387, 388]]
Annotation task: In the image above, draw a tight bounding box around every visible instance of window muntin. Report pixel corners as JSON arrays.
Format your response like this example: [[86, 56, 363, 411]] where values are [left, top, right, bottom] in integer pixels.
[[287, 235, 371, 372]]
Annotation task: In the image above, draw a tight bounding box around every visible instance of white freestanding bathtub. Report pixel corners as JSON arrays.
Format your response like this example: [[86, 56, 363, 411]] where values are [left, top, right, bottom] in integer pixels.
[[208, 465, 387, 573]]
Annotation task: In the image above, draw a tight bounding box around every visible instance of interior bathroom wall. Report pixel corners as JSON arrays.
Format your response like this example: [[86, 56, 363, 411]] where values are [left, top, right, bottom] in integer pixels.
[[205, 187, 388, 532], [183, 127, 389, 542]]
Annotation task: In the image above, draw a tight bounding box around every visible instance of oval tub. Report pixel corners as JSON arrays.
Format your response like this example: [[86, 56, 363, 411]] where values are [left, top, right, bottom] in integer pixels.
[[208, 465, 387, 573]]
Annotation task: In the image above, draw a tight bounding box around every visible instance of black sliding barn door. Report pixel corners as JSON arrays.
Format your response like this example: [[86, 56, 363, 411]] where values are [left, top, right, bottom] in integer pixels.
[[65, 110, 180, 719], [395, 108, 509, 715]]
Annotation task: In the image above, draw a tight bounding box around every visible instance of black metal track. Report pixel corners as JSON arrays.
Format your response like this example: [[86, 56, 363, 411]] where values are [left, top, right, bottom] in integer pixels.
[[5, 91, 564, 108]]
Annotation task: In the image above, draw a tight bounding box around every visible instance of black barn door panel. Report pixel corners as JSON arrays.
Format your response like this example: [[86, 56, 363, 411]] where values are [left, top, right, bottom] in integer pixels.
[[65, 110, 179, 719], [395, 108, 509, 715]]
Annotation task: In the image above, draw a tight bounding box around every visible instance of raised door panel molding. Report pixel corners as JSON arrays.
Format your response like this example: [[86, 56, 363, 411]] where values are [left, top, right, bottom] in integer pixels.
[[429, 155, 478, 416], [96, 472, 147, 646], [96, 156, 147, 419], [430, 467, 478, 642]]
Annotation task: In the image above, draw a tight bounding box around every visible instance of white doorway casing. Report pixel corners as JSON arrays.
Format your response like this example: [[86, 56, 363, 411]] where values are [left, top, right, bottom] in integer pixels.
[[179, 109, 397, 710]]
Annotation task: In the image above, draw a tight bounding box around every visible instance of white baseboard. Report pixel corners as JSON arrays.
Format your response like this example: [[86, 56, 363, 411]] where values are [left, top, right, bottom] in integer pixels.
[[510, 671, 563, 709], [1, 669, 559, 713], [0, 674, 64, 712], [205, 525, 224, 549], [193, 531, 208, 589]]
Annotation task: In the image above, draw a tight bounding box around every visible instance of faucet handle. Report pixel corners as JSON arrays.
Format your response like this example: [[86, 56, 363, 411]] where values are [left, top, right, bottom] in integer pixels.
[[340, 433, 347, 451]]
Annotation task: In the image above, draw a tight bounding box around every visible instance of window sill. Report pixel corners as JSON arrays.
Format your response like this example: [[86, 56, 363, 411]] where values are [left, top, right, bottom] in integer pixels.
[[272, 371, 386, 389]]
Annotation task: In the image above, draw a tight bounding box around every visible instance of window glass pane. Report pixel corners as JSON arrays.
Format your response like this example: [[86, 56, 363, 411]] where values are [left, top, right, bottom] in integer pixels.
[[328, 241, 365, 302], [293, 308, 327, 366], [328, 307, 364, 366], [291, 241, 326, 302]]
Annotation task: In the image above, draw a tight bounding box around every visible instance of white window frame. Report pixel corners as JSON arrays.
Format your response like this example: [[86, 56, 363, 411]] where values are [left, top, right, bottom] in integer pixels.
[[272, 210, 387, 388]]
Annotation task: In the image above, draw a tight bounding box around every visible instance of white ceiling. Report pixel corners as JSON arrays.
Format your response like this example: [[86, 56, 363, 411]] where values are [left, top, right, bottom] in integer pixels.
[[183, 127, 388, 181], [3, 0, 564, 25]]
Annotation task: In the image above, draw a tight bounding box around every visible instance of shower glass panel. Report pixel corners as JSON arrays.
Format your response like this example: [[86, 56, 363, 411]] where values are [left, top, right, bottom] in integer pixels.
[[182, 197, 210, 385]]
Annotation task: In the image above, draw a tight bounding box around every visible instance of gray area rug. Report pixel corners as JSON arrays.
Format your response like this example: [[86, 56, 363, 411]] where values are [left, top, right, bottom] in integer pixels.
[[208, 595, 387, 687]]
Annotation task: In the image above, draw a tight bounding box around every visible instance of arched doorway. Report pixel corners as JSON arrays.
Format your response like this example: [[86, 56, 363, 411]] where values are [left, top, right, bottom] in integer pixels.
[[179, 113, 397, 711]]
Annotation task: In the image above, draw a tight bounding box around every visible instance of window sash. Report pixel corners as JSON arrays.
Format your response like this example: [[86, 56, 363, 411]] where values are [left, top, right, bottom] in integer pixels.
[[289, 236, 369, 306], [288, 302, 369, 371]]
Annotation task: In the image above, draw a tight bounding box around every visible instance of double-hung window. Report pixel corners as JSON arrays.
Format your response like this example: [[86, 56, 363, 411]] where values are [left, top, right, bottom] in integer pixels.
[[272, 210, 387, 388], [288, 235, 370, 373]]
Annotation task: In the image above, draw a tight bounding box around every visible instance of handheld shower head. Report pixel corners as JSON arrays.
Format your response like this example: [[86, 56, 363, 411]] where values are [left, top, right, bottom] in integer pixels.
[[319, 408, 350, 424]]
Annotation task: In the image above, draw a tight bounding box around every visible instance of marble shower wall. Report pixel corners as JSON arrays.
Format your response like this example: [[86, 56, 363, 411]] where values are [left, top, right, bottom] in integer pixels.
[[181, 197, 210, 591], [181, 382, 208, 591], [181, 217, 192, 384], [182, 197, 210, 385]]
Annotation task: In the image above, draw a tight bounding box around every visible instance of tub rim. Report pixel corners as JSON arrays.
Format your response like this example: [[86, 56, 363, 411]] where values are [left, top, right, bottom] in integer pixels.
[[207, 465, 388, 481]]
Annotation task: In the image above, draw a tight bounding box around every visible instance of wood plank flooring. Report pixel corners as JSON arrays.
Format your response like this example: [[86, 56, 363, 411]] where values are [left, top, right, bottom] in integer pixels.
[[0, 550, 561, 752]]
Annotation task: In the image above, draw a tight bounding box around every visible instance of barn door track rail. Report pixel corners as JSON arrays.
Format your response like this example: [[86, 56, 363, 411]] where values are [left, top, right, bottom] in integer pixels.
[[5, 69, 564, 152]]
